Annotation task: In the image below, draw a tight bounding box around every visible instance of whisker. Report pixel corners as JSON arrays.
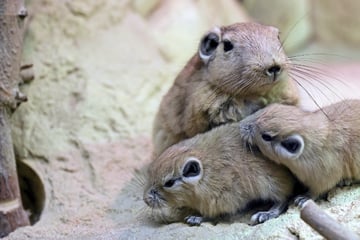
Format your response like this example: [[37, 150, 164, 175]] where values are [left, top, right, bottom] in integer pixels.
[[288, 52, 351, 61], [290, 62, 350, 90], [289, 66, 345, 103], [135, 205, 149, 220], [278, 12, 310, 52], [289, 59, 348, 90], [130, 171, 147, 191], [289, 72, 330, 119], [148, 206, 172, 224], [288, 57, 333, 65], [290, 71, 326, 100], [247, 142, 254, 155]]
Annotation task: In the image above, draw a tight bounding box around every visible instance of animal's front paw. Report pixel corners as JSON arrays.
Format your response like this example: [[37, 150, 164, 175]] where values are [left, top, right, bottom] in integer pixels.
[[250, 201, 288, 225], [184, 215, 203, 226], [294, 195, 310, 208], [250, 211, 272, 225], [209, 99, 243, 128], [336, 179, 352, 187]]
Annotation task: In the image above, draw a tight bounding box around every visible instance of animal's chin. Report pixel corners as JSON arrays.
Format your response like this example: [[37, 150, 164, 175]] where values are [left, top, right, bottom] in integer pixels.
[[146, 201, 163, 209], [271, 71, 289, 84], [234, 80, 275, 96], [246, 142, 261, 154], [246, 137, 255, 147], [144, 196, 164, 209]]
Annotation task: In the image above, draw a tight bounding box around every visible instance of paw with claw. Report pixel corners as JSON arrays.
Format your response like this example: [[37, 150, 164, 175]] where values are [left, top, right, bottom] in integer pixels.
[[184, 215, 203, 226]]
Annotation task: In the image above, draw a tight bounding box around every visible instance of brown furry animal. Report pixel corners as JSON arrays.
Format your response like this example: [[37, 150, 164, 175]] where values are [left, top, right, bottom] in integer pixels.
[[153, 22, 299, 157], [144, 122, 296, 226], [240, 99, 360, 198]]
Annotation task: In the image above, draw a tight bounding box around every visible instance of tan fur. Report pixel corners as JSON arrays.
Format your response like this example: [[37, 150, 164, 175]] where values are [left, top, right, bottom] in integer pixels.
[[240, 99, 360, 198], [152, 22, 299, 157], [144, 123, 295, 224]]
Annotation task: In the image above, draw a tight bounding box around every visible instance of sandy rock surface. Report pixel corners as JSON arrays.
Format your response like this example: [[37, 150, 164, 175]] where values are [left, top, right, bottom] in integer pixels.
[[4, 0, 360, 239]]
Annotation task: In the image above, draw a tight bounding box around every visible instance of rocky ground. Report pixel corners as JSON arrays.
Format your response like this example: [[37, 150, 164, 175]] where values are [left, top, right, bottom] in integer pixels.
[[4, 0, 360, 239]]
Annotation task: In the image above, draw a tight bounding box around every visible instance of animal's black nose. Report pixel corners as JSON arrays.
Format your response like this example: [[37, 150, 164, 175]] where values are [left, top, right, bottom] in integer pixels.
[[266, 64, 282, 78], [150, 188, 158, 196]]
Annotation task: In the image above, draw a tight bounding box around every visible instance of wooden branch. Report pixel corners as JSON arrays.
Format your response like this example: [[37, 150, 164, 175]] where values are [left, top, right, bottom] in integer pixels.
[[298, 199, 360, 240], [0, 0, 30, 237]]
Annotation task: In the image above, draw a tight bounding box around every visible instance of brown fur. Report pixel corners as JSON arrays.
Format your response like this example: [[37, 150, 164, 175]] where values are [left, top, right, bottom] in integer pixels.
[[240, 99, 360, 198], [144, 123, 295, 225], [152, 22, 299, 157]]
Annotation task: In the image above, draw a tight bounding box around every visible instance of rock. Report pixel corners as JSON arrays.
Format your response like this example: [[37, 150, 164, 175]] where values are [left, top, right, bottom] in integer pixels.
[[242, 0, 312, 53], [148, 0, 211, 63], [313, 0, 360, 47], [132, 0, 161, 17], [148, 0, 249, 64], [196, 0, 250, 26], [65, 1, 104, 18]]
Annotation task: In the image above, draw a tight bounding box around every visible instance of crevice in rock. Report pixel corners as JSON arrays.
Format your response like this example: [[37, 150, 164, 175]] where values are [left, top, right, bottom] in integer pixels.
[[287, 226, 300, 240], [17, 160, 45, 225]]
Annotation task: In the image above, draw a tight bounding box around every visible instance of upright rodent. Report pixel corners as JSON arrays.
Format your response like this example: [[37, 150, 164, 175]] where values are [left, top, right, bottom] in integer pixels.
[[144, 122, 296, 226], [239, 99, 360, 198], [153, 22, 299, 157]]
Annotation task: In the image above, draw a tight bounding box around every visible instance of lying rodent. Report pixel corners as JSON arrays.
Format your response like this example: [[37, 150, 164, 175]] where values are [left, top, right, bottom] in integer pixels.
[[144, 122, 296, 226], [240, 99, 360, 198], [153, 22, 299, 157]]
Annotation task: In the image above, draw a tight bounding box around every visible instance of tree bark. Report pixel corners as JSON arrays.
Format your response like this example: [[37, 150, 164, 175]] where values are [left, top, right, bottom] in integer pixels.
[[0, 0, 30, 237]]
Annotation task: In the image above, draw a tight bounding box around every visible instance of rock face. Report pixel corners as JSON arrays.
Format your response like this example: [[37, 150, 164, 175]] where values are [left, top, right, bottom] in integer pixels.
[[243, 0, 312, 52], [5, 0, 360, 239], [313, 0, 360, 47]]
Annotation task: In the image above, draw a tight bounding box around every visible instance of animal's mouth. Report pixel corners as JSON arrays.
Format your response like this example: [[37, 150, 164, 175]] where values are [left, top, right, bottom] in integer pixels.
[[144, 188, 166, 209], [239, 123, 255, 145]]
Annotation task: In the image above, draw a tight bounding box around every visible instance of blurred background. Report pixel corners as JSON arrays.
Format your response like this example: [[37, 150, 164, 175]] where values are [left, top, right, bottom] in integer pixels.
[[8, 0, 360, 239]]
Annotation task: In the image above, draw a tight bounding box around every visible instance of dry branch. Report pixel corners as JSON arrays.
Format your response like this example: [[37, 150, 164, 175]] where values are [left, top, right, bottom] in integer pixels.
[[0, 0, 30, 237], [298, 199, 360, 240]]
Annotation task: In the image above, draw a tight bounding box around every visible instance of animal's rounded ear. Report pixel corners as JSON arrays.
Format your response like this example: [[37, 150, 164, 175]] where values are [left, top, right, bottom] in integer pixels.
[[199, 27, 221, 64], [181, 157, 203, 183], [275, 134, 304, 159]]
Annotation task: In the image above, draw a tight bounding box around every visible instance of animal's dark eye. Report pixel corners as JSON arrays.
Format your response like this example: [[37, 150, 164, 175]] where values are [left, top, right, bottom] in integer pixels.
[[164, 179, 176, 188], [261, 133, 274, 142], [182, 160, 201, 178], [223, 40, 234, 52]]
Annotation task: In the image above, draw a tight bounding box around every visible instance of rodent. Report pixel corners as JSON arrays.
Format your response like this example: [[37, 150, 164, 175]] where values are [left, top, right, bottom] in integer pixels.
[[239, 99, 360, 199], [144, 122, 296, 226], [152, 22, 299, 157]]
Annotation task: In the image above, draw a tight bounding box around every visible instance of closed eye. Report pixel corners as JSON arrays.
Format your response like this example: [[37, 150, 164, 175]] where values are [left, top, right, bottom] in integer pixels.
[[163, 177, 181, 188], [261, 133, 274, 142], [164, 179, 176, 188]]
